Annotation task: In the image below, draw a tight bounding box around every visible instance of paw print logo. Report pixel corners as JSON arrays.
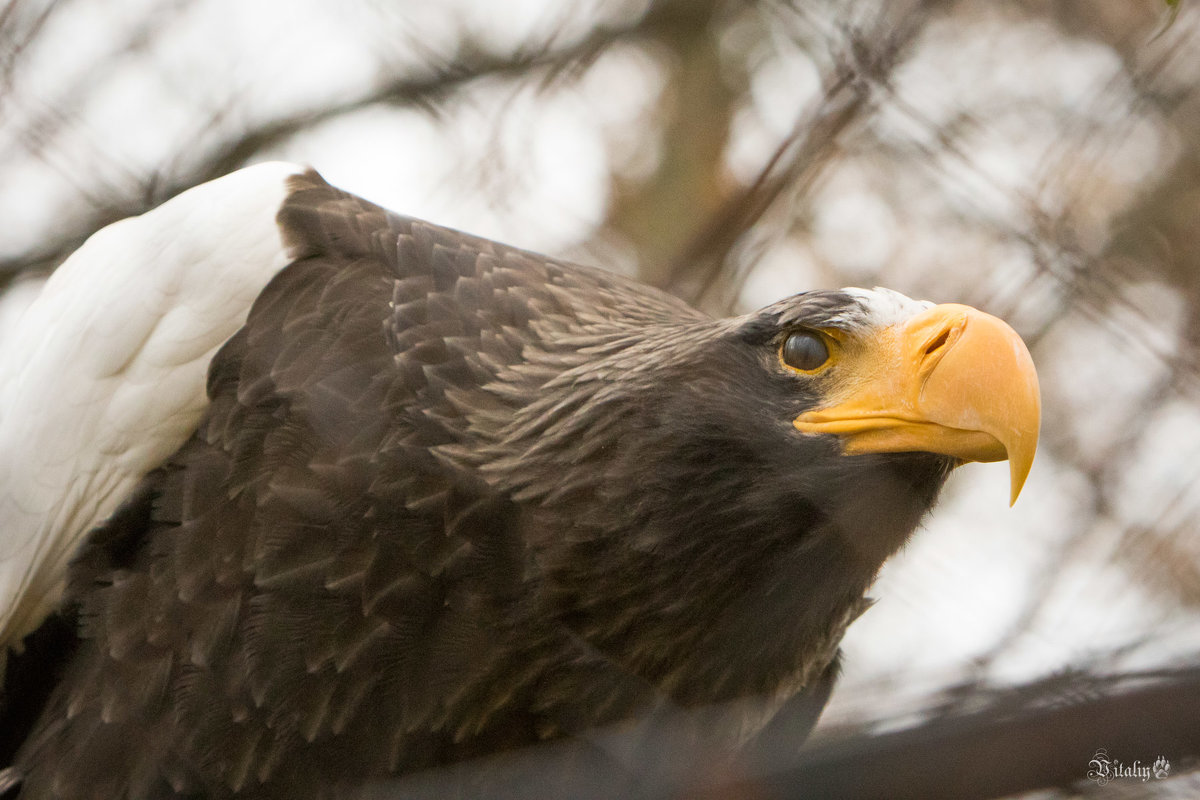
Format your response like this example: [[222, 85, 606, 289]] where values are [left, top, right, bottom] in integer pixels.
[[1152, 756, 1170, 780]]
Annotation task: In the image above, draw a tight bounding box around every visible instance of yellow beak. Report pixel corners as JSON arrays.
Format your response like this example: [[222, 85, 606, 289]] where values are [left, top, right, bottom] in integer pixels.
[[793, 304, 1041, 504]]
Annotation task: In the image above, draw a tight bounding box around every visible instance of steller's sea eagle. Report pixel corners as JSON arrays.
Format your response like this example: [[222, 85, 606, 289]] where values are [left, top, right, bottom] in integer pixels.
[[0, 163, 1039, 798]]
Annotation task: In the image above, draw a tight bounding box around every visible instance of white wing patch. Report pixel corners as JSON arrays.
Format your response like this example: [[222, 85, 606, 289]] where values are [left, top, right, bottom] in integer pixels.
[[0, 161, 305, 651]]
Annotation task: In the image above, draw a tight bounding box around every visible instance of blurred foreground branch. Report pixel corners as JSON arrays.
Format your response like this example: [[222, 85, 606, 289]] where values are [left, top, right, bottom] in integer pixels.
[[348, 664, 1200, 799]]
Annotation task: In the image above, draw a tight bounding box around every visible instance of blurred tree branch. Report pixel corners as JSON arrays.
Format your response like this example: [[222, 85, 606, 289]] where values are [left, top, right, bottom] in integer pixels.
[[348, 664, 1200, 799], [0, 0, 722, 286], [662, 1, 951, 311], [760, 666, 1200, 799]]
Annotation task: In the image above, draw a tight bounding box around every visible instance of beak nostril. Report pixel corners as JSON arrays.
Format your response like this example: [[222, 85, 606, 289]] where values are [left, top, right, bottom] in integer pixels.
[[924, 329, 951, 357]]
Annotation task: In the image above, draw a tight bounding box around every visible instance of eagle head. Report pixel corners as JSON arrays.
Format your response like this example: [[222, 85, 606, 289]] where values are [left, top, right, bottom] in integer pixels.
[[458, 283, 1040, 706]]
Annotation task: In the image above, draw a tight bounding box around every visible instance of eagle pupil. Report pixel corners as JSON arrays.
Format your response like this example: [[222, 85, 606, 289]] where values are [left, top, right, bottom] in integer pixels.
[[782, 332, 829, 371]]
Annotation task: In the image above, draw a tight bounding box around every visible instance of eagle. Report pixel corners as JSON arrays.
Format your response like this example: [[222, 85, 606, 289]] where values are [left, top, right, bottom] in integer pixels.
[[0, 163, 1039, 798]]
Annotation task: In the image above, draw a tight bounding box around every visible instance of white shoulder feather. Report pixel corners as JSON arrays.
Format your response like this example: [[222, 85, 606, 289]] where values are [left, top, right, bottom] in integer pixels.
[[0, 161, 305, 649]]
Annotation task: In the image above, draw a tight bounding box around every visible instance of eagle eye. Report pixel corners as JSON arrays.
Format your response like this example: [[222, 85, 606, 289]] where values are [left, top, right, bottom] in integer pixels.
[[781, 331, 830, 372]]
